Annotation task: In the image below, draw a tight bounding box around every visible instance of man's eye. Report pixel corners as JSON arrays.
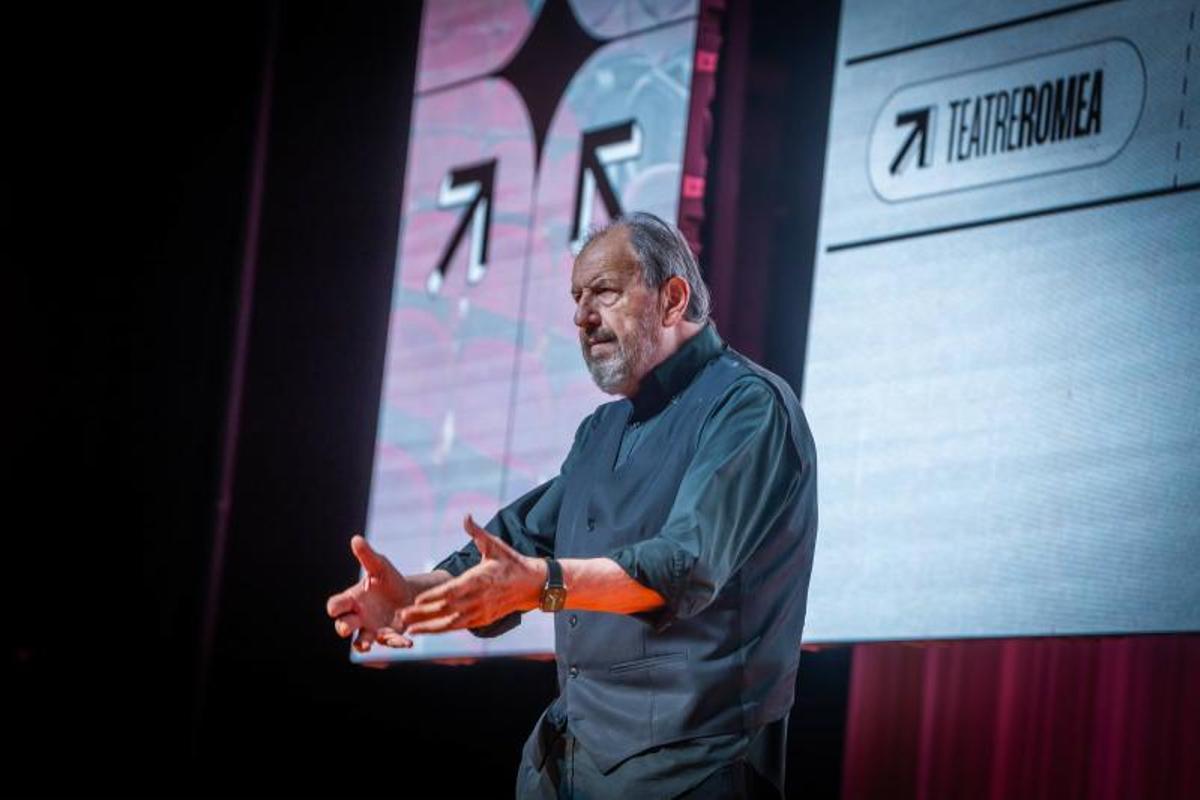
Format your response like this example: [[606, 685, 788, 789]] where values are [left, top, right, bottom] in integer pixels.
[[571, 288, 616, 304]]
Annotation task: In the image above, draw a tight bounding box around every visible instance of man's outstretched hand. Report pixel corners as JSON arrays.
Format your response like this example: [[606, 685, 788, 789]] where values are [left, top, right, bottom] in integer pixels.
[[326, 535, 414, 652], [399, 515, 547, 635]]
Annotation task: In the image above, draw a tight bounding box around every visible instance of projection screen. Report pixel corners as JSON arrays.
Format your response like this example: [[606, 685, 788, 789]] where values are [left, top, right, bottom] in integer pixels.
[[801, 0, 1200, 642]]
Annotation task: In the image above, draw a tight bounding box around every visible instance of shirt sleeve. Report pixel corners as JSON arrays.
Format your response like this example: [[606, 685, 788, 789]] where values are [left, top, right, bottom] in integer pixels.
[[430, 412, 594, 637], [607, 378, 803, 632]]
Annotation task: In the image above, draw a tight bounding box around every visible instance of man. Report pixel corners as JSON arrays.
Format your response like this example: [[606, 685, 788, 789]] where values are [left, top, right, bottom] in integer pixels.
[[326, 212, 818, 798]]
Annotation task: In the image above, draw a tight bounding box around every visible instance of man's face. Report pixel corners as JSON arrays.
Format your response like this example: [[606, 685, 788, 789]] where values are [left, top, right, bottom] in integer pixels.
[[570, 227, 664, 396]]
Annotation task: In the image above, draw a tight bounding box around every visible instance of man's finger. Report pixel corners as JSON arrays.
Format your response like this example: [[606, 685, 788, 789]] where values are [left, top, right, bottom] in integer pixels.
[[400, 598, 453, 628], [326, 590, 357, 618], [352, 628, 376, 653], [405, 612, 463, 635], [411, 582, 453, 606], [412, 572, 471, 607], [380, 632, 413, 648], [334, 613, 362, 638], [377, 626, 413, 648], [350, 534, 387, 576]]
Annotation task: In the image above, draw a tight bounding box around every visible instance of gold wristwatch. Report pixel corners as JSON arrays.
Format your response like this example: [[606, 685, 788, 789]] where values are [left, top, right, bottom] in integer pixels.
[[539, 557, 566, 612]]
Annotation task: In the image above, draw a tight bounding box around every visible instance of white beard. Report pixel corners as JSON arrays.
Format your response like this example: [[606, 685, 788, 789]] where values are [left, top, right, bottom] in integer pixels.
[[582, 311, 661, 395]]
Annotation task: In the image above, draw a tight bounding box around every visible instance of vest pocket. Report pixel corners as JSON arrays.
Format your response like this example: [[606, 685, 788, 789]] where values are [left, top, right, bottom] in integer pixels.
[[608, 651, 687, 674]]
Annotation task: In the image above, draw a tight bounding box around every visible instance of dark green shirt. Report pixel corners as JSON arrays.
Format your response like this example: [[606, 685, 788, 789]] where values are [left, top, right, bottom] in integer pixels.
[[436, 322, 800, 796]]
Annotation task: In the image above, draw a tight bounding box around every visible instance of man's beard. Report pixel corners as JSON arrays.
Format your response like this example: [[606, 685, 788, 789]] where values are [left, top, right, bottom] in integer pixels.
[[581, 309, 661, 395]]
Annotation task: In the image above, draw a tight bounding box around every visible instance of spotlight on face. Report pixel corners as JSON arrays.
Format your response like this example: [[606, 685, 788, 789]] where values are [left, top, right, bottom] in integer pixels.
[[571, 227, 664, 396]]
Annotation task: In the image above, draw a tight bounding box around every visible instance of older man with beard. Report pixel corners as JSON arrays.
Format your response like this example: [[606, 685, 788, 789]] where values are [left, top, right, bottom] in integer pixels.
[[326, 212, 818, 799]]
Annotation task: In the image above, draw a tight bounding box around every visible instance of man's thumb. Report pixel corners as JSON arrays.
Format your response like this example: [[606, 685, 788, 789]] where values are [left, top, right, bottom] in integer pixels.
[[350, 534, 385, 574], [464, 514, 496, 558]]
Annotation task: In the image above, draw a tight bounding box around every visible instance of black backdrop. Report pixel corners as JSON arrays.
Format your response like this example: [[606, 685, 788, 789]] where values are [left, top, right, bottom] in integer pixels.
[[11, 2, 846, 796]]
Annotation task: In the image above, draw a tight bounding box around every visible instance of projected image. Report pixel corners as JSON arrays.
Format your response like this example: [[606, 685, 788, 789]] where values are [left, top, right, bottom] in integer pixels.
[[361, 0, 700, 661], [803, 0, 1200, 641]]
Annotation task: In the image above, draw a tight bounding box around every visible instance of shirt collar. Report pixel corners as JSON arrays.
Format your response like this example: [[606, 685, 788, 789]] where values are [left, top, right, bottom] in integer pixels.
[[629, 321, 726, 421]]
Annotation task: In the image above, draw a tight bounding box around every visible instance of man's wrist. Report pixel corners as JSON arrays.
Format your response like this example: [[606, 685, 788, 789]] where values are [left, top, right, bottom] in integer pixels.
[[523, 557, 549, 612], [405, 570, 451, 602]]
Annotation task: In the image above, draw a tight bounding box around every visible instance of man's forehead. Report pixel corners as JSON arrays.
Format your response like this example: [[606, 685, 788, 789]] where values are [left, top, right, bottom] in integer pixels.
[[571, 228, 638, 288]]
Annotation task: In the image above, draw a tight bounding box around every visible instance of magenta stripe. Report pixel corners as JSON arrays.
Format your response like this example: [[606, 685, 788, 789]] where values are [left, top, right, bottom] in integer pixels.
[[193, 3, 279, 749]]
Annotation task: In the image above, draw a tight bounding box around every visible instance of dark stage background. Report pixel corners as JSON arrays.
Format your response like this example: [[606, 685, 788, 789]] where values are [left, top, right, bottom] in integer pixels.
[[10, 2, 1196, 798]]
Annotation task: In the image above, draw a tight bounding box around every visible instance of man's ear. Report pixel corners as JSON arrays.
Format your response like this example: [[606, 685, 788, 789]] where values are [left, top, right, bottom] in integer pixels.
[[661, 276, 691, 325]]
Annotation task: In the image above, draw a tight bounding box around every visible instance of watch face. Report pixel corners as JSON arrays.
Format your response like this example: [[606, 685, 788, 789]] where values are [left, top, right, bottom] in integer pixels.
[[541, 586, 566, 612]]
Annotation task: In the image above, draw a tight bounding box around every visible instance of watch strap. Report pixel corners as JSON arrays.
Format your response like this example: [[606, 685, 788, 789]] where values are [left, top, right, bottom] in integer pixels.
[[544, 557, 564, 589]]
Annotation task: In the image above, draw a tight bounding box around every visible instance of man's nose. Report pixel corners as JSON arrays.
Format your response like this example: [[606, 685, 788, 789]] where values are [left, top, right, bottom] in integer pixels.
[[573, 295, 598, 329]]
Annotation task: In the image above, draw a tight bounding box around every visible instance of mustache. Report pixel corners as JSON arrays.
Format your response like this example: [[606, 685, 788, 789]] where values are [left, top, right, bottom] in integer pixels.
[[582, 330, 616, 346]]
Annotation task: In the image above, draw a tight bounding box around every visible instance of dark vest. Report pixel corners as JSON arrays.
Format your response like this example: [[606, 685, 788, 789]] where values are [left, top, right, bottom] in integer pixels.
[[551, 347, 819, 772]]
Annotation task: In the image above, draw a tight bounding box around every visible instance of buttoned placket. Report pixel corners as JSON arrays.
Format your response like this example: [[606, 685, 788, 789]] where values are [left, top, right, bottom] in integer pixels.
[[617, 413, 650, 470], [619, 393, 676, 470]]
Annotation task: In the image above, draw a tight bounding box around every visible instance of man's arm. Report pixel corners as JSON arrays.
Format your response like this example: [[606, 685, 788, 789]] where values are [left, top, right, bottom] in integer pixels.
[[398, 515, 665, 635], [398, 379, 802, 635], [558, 557, 665, 613], [406, 570, 454, 596]]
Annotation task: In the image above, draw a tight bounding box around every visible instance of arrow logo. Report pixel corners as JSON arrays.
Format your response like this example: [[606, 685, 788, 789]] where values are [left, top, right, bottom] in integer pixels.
[[427, 159, 497, 295], [889, 107, 934, 175], [569, 120, 642, 252]]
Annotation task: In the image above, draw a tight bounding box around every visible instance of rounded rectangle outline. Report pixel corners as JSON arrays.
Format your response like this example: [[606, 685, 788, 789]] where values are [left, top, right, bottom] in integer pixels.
[[863, 37, 1148, 204]]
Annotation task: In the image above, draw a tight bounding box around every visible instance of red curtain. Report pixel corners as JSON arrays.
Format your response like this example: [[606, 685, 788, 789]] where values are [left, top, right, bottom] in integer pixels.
[[841, 635, 1200, 799]]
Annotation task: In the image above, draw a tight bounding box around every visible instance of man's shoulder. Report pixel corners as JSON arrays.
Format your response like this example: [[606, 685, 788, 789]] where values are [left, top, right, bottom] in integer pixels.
[[707, 348, 801, 413], [702, 349, 816, 458]]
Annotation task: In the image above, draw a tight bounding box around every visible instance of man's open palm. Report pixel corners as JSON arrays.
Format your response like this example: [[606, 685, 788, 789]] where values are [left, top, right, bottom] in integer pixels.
[[325, 535, 414, 652], [398, 515, 544, 634]]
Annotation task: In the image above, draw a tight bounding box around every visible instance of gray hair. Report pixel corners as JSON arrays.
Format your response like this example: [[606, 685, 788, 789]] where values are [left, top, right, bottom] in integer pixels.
[[580, 211, 712, 324]]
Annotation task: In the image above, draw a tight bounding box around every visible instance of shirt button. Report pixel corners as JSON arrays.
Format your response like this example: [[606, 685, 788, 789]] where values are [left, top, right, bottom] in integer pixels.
[[569, 614, 578, 627], [569, 665, 579, 678], [586, 518, 595, 531]]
